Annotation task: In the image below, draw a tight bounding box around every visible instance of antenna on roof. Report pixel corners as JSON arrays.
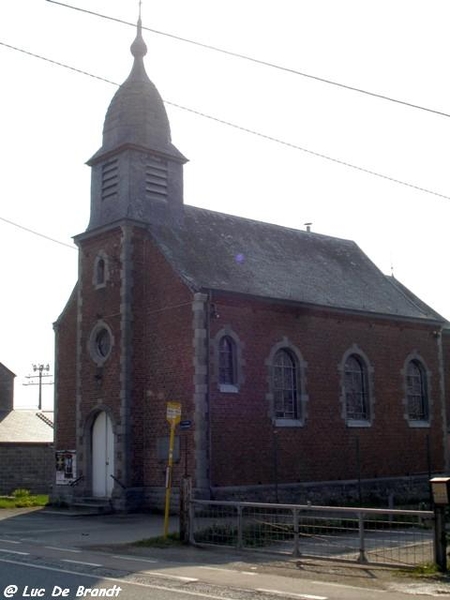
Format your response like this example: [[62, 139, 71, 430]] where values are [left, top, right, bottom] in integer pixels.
[[390, 252, 395, 278]]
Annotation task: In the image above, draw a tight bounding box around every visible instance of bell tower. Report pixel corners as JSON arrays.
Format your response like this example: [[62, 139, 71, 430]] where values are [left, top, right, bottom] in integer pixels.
[[86, 15, 187, 230], [66, 13, 188, 511]]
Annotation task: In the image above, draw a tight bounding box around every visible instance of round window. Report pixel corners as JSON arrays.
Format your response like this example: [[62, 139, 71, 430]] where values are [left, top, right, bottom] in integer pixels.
[[95, 328, 111, 358], [89, 323, 113, 364]]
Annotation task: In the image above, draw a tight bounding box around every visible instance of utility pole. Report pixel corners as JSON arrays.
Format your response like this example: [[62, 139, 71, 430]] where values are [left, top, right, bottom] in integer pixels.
[[24, 363, 53, 410]]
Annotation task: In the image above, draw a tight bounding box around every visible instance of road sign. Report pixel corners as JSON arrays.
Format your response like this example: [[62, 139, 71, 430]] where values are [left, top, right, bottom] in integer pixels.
[[164, 402, 182, 538], [166, 402, 182, 425]]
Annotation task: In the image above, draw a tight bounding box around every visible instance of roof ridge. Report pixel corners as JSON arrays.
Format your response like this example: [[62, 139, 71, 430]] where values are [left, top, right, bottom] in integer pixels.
[[184, 204, 354, 244], [147, 206, 443, 323], [385, 275, 445, 322]]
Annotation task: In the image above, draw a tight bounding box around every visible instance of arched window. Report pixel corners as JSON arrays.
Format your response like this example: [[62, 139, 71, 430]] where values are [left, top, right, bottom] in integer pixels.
[[96, 258, 105, 285], [406, 360, 429, 422], [93, 253, 108, 288], [219, 335, 237, 385], [344, 354, 369, 422], [273, 349, 299, 420]]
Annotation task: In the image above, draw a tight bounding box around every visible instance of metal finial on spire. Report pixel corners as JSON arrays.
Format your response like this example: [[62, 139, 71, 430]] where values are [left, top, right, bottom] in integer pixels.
[[131, 0, 147, 58]]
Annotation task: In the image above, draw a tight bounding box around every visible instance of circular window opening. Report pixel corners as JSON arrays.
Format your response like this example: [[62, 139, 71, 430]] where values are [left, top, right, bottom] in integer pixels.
[[89, 323, 113, 365], [95, 328, 111, 358]]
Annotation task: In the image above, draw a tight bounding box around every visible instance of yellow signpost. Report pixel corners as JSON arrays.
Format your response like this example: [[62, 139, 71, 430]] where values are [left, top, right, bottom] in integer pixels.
[[164, 402, 182, 538]]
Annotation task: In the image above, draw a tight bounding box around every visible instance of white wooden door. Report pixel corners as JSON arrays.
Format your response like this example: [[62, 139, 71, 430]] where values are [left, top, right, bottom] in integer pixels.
[[92, 411, 114, 497]]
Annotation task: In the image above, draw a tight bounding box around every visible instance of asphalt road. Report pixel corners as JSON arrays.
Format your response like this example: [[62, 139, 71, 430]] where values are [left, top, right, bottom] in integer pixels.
[[0, 508, 448, 600], [0, 560, 224, 600]]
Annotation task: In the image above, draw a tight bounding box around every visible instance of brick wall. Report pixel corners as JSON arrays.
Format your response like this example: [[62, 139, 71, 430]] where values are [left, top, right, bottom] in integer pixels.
[[55, 223, 448, 509], [208, 293, 446, 489], [55, 224, 196, 504], [54, 289, 77, 451], [131, 229, 195, 491], [76, 227, 124, 491], [0, 443, 53, 495]]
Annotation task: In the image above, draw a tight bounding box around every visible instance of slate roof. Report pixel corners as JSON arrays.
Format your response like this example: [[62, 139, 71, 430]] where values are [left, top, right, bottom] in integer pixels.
[[0, 410, 54, 443], [88, 20, 184, 165], [149, 206, 444, 323]]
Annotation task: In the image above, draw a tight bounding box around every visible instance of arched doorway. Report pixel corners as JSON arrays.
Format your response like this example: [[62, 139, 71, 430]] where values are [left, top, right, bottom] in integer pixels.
[[92, 411, 114, 498]]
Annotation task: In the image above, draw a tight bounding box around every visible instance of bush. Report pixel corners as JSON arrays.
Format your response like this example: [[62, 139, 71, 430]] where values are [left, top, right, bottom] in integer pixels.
[[12, 489, 33, 507]]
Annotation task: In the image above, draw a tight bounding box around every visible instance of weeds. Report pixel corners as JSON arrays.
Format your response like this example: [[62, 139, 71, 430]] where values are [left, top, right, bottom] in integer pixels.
[[0, 490, 49, 509], [133, 533, 182, 548]]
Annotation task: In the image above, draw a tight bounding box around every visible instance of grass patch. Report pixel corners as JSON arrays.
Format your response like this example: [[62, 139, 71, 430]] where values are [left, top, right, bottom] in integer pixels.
[[133, 532, 182, 548], [0, 490, 49, 509], [412, 563, 441, 576], [402, 563, 449, 582]]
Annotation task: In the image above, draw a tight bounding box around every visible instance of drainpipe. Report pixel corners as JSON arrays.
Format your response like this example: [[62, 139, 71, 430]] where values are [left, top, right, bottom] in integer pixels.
[[207, 290, 213, 498], [436, 328, 448, 472]]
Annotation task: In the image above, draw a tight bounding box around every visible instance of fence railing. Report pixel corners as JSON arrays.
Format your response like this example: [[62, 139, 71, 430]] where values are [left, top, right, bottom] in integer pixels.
[[189, 499, 434, 567]]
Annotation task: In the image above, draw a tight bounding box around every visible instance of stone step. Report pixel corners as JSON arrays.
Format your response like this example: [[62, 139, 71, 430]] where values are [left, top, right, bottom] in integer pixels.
[[70, 498, 113, 515]]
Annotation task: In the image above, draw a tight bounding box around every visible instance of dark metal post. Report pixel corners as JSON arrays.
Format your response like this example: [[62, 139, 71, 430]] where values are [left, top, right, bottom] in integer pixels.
[[357, 512, 367, 563], [179, 476, 192, 544], [426, 434, 432, 481], [272, 426, 279, 503], [355, 436, 362, 504], [293, 508, 300, 557], [434, 505, 447, 572], [237, 504, 243, 549]]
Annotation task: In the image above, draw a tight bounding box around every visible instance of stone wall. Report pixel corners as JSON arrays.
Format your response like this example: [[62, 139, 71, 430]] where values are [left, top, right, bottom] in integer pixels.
[[210, 475, 433, 507], [0, 443, 53, 495]]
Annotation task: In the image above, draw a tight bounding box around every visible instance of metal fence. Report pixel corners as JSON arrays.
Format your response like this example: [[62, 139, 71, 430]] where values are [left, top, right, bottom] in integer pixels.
[[189, 500, 435, 567]]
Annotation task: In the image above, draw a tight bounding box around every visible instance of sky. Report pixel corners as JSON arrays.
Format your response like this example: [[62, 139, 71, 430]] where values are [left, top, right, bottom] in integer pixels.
[[1, 0, 450, 409]]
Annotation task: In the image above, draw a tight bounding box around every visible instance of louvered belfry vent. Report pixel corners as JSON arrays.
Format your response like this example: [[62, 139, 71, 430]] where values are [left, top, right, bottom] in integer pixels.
[[101, 158, 119, 201], [145, 156, 168, 201]]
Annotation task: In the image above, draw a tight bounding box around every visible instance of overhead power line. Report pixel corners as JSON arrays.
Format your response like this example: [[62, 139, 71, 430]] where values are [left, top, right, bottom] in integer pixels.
[[0, 215, 76, 250], [0, 41, 116, 85], [168, 101, 450, 201], [46, 0, 450, 120], [1, 40, 449, 202]]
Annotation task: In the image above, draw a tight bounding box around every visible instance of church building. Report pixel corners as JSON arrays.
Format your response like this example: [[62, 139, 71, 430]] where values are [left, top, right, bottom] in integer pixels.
[[53, 19, 449, 511]]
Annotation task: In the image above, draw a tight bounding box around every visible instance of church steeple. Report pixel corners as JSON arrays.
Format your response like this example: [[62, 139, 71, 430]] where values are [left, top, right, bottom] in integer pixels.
[[86, 13, 187, 231], [130, 6, 147, 63]]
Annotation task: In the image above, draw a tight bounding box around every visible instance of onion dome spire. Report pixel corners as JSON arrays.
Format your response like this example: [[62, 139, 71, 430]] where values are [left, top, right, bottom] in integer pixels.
[[86, 4, 187, 231], [89, 7, 185, 163]]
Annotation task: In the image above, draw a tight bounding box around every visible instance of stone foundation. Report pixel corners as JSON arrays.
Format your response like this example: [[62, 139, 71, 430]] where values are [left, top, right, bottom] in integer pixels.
[[209, 475, 434, 508]]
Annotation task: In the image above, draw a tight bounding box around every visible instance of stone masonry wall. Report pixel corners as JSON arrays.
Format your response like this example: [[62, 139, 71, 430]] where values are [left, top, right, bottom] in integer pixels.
[[0, 443, 54, 495]]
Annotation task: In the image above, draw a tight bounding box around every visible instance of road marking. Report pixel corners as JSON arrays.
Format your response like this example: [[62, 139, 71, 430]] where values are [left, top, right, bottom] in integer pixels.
[[0, 548, 29, 555], [0, 539, 20, 544], [306, 578, 385, 594], [199, 566, 256, 576], [45, 546, 81, 553], [143, 571, 198, 582], [0, 558, 241, 599], [112, 555, 158, 563], [257, 591, 327, 600], [62, 559, 102, 567]]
